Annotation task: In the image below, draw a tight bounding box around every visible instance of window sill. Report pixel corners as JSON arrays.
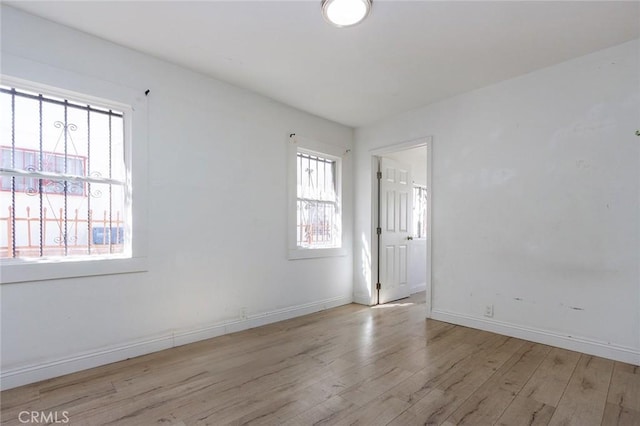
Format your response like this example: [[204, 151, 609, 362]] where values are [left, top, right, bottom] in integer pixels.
[[288, 247, 347, 260], [0, 256, 148, 284]]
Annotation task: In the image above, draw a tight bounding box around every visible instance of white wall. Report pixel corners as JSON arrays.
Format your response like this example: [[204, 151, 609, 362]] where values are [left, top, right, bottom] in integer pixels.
[[407, 240, 427, 294], [354, 39, 640, 364], [0, 6, 353, 389]]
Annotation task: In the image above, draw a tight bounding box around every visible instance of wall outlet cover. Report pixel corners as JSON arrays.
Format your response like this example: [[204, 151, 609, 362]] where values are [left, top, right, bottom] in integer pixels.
[[484, 304, 494, 318]]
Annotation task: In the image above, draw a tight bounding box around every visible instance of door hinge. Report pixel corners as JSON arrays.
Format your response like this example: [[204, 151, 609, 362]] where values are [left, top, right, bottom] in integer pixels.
[[376, 227, 381, 235], [376, 171, 382, 179], [376, 282, 381, 290]]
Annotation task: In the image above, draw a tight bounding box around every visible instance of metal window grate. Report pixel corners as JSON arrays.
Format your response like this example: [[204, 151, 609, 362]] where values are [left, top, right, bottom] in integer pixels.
[[0, 85, 127, 259], [296, 152, 339, 248]]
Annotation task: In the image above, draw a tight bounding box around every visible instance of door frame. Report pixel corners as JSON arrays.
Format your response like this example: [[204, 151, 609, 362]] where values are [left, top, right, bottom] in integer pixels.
[[370, 136, 433, 316]]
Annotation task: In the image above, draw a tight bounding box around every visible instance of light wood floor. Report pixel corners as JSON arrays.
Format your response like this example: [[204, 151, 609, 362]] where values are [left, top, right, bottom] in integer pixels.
[[1, 293, 639, 425]]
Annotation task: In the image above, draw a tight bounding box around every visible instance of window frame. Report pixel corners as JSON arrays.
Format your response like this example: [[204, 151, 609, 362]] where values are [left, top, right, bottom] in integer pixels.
[[288, 135, 346, 260], [0, 71, 148, 284]]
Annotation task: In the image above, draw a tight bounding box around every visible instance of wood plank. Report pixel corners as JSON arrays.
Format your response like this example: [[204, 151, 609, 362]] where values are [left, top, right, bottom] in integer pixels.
[[607, 362, 640, 411], [330, 394, 411, 426], [95, 355, 330, 425], [496, 395, 556, 426], [281, 395, 358, 426], [548, 354, 614, 426], [218, 388, 325, 425], [386, 331, 507, 406], [519, 347, 581, 407], [601, 402, 640, 426], [389, 336, 526, 425], [444, 342, 551, 425], [338, 365, 414, 406], [612, 362, 639, 376]]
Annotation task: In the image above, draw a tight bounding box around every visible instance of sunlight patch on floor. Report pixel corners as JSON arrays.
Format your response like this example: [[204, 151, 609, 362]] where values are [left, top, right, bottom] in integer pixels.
[[371, 302, 415, 309]]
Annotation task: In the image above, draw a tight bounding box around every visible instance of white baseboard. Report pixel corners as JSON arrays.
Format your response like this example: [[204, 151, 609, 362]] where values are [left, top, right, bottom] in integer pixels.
[[431, 309, 640, 366], [0, 295, 352, 390]]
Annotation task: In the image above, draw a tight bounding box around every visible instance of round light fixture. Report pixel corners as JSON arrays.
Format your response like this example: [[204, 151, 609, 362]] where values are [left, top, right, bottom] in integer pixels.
[[322, 0, 372, 28]]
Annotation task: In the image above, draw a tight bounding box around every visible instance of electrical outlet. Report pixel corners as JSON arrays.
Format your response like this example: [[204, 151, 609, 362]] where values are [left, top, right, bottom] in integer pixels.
[[484, 304, 494, 318], [240, 307, 247, 320]]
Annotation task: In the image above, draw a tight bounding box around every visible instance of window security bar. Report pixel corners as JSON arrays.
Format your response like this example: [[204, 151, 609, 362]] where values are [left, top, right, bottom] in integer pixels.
[[0, 87, 124, 118]]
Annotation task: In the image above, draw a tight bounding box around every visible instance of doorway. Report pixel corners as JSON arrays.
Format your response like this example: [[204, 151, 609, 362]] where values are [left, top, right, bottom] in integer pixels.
[[371, 138, 432, 314]]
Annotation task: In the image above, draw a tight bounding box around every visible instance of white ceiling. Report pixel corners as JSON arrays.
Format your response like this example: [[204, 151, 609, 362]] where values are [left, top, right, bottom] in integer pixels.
[[6, 1, 639, 127]]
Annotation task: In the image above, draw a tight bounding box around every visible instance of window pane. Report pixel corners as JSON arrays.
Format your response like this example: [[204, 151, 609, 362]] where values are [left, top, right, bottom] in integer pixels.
[[40, 201, 66, 257], [41, 98, 64, 162], [87, 112, 125, 182], [89, 183, 126, 255], [65, 103, 88, 177], [13, 95, 39, 171], [297, 153, 336, 202], [413, 186, 427, 238], [2, 192, 42, 258], [110, 115, 126, 182], [296, 200, 338, 248], [64, 189, 90, 256]]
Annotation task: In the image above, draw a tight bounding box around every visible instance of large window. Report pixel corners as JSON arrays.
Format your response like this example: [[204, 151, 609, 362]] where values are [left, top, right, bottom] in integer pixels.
[[0, 84, 128, 260], [296, 151, 340, 249]]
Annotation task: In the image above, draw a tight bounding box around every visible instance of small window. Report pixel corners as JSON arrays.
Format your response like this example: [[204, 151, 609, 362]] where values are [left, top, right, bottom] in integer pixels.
[[296, 151, 340, 249], [0, 84, 128, 260], [413, 185, 427, 239], [288, 135, 345, 260]]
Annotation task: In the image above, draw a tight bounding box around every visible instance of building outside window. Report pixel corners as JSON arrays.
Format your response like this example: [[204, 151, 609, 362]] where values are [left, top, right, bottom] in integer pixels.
[[1, 147, 86, 195]]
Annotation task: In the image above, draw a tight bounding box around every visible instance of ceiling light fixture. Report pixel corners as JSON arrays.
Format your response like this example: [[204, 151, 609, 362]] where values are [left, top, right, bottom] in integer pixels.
[[322, 0, 372, 28]]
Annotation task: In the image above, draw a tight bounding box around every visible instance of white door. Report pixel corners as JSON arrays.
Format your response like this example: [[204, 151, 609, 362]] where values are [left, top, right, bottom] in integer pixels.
[[378, 157, 413, 304]]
